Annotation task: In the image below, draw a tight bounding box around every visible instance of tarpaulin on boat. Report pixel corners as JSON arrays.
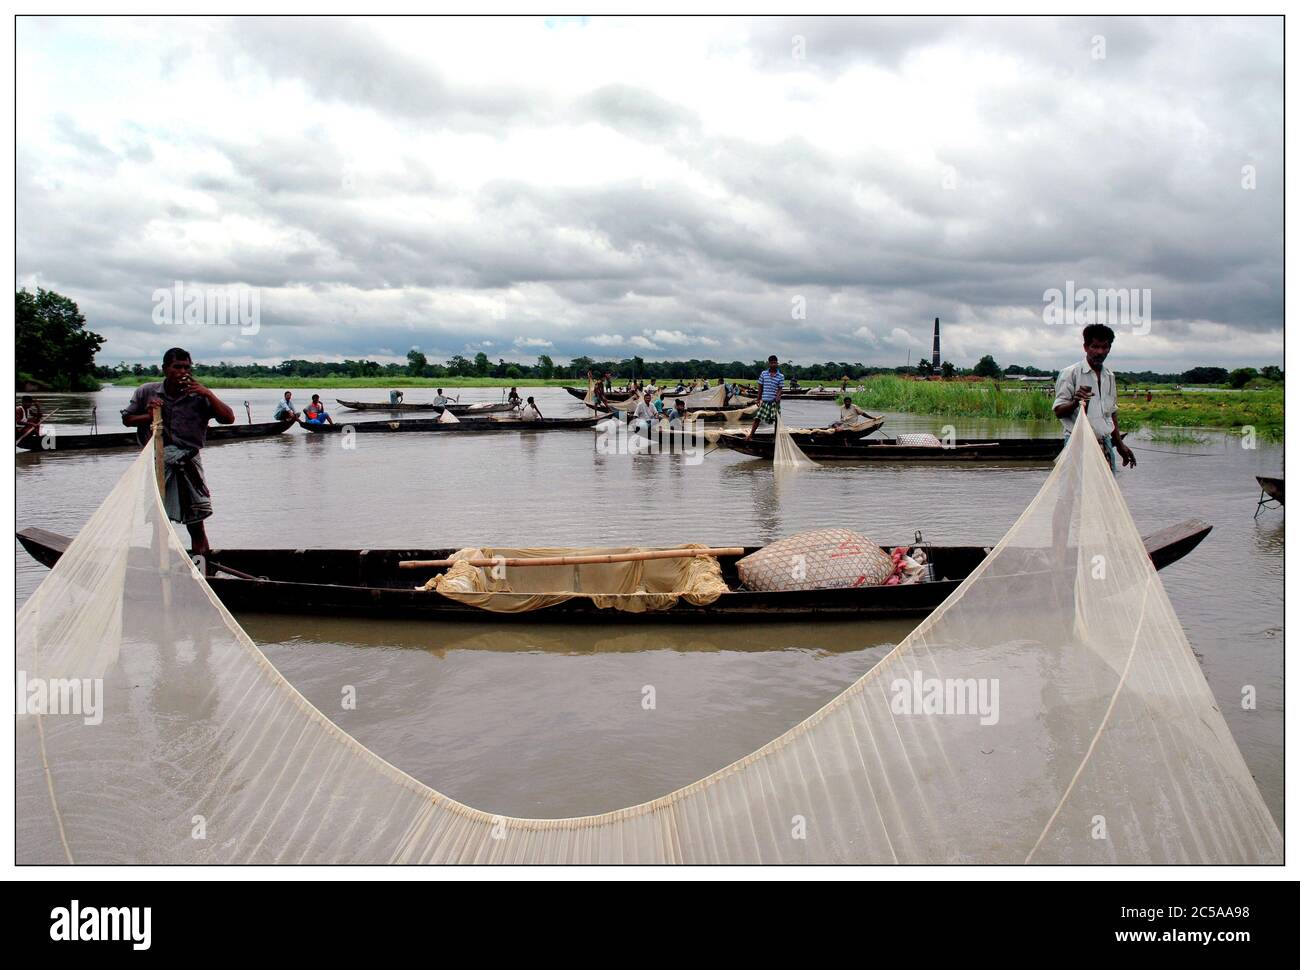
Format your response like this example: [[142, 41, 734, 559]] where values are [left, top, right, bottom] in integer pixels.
[[16, 426, 1282, 862], [421, 545, 728, 613]]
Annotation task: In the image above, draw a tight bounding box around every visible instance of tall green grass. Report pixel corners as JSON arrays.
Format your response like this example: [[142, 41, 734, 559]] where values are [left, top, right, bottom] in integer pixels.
[[850, 376, 1283, 439], [850, 376, 1057, 422]]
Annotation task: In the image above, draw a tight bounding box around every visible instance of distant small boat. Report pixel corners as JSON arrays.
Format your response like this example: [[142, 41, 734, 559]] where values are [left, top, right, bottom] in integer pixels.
[[336, 399, 516, 414], [16, 419, 295, 453], [715, 435, 1063, 463], [298, 414, 606, 434]]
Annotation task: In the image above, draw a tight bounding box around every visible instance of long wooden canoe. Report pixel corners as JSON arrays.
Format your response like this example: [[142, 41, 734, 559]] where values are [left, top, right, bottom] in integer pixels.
[[336, 399, 517, 414], [298, 414, 606, 434], [16, 519, 1211, 623], [714, 434, 1064, 462], [15, 419, 295, 453], [650, 414, 885, 445], [562, 385, 636, 403]]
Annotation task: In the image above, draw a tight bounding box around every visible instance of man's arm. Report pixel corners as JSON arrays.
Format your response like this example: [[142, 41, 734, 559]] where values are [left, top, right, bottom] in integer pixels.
[[1052, 370, 1088, 419], [191, 381, 237, 424], [1112, 412, 1136, 467], [121, 387, 157, 428]]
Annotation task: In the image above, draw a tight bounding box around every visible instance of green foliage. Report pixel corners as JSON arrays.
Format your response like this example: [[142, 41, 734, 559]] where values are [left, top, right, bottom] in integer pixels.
[[1181, 366, 1229, 385], [851, 375, 1056, 422], [537, 354, 555, 379], [1229, 367, 1259, 389], [473, 352, 490, 377], [406, 349, 428, 377], [16, 288, 104, 390], [973, 355, 1002, 379]]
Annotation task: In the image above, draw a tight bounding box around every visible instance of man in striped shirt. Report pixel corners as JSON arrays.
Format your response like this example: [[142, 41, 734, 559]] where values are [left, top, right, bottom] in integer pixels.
[[745, 355, 784, 440]]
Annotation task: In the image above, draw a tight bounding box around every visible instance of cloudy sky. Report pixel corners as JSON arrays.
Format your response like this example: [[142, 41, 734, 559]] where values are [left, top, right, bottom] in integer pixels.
[[16, 15, 1282, 372]]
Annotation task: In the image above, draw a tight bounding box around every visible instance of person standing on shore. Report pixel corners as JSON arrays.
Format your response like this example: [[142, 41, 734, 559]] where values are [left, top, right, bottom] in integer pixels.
[[745, 355, 784, 440], [1052, 323, 1136, 471], [121, 348, 236, 561]]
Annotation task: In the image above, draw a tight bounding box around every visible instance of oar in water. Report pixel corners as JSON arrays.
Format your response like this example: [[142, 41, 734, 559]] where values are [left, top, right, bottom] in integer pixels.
[[399, 547, 746, 570]]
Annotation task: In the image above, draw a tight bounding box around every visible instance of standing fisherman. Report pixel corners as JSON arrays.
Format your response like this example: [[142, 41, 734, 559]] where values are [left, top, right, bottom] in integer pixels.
[[121, 348, 236, 562], [1052, 323, 1136, 471], [745, 355, 784, 440]]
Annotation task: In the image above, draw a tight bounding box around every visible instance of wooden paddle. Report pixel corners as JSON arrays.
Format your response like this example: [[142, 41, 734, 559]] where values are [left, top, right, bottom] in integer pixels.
[[399, 547, 746, 570], [15, 408, 60, 446]]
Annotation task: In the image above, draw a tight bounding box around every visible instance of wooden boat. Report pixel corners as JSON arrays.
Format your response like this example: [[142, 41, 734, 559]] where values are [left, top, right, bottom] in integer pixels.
[[592, 403, 760, 423], [336, 399, 516, 414], [16, 519, 1210, 623], [298, 414, 606, 434], [15, 419, 295, 453], [714, 434, 1064, 462], [562, 385, 635, 403], [1257, 476, 1283, 503], [651, 414, 885, 445], [1254, 476, 1283, 518]]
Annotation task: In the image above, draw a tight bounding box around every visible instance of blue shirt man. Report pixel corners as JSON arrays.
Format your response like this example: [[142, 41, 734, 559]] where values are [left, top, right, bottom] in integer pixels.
[[747, 355, 784, 439]]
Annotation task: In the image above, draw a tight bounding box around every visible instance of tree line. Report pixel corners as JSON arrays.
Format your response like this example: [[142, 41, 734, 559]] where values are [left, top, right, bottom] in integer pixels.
[[17, 288, 1283, 390]]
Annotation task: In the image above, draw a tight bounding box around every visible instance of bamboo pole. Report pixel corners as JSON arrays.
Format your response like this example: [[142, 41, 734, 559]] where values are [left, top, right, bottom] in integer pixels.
[[151, 407, 165, 497], [399, 547, 746, 570]]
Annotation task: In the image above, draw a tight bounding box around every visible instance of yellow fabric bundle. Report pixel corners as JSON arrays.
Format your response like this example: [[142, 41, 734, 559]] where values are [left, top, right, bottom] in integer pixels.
[[421, 545, 729, 613]]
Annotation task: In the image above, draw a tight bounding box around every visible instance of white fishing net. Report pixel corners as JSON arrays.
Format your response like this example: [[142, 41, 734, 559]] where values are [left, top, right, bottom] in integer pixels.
[[773, 418, 818, 469], [16, 428, 1281, 863]]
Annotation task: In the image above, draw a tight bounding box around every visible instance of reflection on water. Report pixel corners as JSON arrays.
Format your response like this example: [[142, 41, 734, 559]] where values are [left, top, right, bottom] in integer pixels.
[[15, 386, 1284, 822]]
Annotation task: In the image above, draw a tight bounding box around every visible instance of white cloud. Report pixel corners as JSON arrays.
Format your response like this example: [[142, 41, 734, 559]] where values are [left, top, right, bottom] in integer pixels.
[[14, 17, 1282, 372], [514, 337, 553, 348]]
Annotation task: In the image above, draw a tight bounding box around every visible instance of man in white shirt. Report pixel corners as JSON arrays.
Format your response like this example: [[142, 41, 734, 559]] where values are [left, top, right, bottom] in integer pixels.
[[431, 389, 450, 407], [1052, 323, 1136, 471], [632, 391, 657, 434]]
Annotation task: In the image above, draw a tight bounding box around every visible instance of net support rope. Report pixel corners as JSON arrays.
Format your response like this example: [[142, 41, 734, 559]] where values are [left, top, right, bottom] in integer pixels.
[[16, 427, 1282, 863]]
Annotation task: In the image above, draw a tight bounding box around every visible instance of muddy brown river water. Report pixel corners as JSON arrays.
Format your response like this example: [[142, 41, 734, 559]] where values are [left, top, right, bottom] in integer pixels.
[[14, 386, 1283, 823]]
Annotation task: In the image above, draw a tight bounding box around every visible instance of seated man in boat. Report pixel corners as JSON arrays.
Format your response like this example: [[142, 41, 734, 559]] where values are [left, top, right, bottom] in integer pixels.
[[833, 396, 871, 428], [745, 356, 783, 440], [273, 391, 299, 422], [520, 396, 544, 421], [665, 398, 686, 428], [121, 347, 236, 563], [389, 389, 404, 407], [631, 391, 658, 434], [1052, 323, 1136, 471], [507, 387, 522, 408], [303, 395, 334, 425], [432, 389, 451, 407], [15, 395, 42, 440]]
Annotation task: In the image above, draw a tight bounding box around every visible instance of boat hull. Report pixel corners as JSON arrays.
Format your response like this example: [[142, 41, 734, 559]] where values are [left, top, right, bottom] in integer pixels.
[[298, 415, 605, 433], [335, 399, 516, 414], [15, 419, 295, 453], [715, 434, 1064, 462], [17, 519, 1211, 623]]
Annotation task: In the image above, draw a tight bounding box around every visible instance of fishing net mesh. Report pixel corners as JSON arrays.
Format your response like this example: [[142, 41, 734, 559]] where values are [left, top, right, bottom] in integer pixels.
[[16, 429, 1281, 863], [773, 418, 818, 468]]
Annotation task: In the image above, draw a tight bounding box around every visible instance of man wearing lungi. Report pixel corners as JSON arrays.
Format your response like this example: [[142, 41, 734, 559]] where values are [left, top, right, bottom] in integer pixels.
[[745, 355, 784, 440], [122, 347, 236, 563]]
